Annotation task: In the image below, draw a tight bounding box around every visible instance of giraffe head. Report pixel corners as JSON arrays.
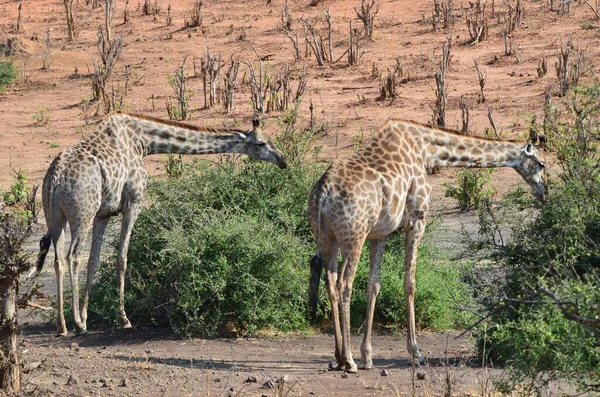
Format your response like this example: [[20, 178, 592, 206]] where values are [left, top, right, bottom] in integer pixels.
[[513, 142, 547, 201], [234, 120, 287, 169]]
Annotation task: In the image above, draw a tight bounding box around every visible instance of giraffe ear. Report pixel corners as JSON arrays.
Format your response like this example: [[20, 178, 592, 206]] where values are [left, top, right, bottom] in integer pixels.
[[524, 142, 534, 156]]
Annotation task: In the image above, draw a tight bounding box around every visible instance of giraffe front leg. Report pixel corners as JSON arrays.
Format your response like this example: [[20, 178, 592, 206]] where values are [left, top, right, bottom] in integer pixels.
[[115, 205, 141, 329], [360, 238, 386, 370]]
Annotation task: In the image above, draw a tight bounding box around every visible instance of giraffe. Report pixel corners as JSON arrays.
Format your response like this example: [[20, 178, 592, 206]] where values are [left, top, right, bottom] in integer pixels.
[[308, 120, 547, 372], [34, 112, 287, 336]]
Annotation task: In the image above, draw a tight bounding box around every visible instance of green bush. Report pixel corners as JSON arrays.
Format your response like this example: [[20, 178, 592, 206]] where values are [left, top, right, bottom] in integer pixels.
[[0, 61, 16, 92], [473, 79, 600, 394], [2, 171, 27, 207], [445, 168, 494, 210]]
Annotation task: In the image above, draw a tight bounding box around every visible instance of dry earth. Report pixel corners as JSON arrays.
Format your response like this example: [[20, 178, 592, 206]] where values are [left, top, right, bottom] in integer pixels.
[[1, 0, 599, 395]]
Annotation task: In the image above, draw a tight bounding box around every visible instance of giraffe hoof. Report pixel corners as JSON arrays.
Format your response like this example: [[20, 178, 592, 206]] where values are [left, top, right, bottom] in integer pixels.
[[414, 352, 425, 366], [116, 313, 132, 329], [55, 330, 68, 337], [118, 319, 132, 329], [74, 328, 88, 336], [359, 362, 374, 370]]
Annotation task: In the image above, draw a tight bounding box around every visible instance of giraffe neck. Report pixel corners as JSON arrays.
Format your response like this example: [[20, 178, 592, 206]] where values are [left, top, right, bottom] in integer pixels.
[[380, 120, 524, 169], [424, 132, 523, 169], [115, 113, 248, 156]]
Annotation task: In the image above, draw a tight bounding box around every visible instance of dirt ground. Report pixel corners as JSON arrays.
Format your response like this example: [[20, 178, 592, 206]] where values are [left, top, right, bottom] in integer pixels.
[[1, 0, 598, 395], [21, 320, 495, 396]]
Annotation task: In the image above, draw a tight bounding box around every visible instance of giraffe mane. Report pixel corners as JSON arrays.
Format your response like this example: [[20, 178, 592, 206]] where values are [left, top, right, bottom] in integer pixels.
[[114, 111, 250, 134], [384, 119, 527, 144]]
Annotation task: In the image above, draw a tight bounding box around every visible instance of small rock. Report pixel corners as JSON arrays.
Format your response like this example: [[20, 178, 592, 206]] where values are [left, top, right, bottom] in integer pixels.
[[380, 369, 390, 377], [120, 377, 130, 387], [416, 372, 426, 380], [244, 376, 257, 383], [69, 343, 79, 351], [341, 372, 348, 379], [261, 379, 276, 389], [214, 378, 221, 383], [67, 375, 78, 386], [328, 361, 338, 371]]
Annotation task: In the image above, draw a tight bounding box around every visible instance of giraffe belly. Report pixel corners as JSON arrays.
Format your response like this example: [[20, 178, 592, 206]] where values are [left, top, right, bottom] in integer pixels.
[[367, 189, 407, 239], [367, 215, 403, 239]]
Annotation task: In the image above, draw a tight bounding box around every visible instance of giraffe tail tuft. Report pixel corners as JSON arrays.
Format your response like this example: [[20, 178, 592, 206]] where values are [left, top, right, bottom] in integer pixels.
[[308, 254, 323, 324], [36, 233, 51, 273]]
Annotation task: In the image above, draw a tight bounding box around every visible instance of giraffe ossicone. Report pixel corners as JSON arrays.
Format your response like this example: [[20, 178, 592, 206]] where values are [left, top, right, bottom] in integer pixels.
[[308, 120, 547, 373], [35, 112, 286, 336]]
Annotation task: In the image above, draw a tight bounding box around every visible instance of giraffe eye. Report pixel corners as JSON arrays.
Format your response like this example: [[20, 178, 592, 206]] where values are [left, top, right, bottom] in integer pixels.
[[256, 142, 266, 147]]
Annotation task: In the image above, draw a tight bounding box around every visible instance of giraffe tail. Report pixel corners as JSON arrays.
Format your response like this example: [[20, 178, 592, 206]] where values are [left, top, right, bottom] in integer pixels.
[[308, 254, 323, 324], [30, 159, 59, 279], [36, 233, 52, 272]]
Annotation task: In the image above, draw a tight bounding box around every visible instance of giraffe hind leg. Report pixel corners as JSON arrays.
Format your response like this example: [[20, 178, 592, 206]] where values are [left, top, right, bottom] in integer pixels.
[[67, 220, 93, 335], [48, 212, 68, 336], [337, 241, 364, 374]]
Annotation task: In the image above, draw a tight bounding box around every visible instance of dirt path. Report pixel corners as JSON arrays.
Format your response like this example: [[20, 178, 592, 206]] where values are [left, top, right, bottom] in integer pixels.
[[21, 324, 495, 396]]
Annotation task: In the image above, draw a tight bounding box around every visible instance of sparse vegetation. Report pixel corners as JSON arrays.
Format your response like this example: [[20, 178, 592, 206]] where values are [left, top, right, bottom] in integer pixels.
[[166, 56, 189, 120], [555, 36, 585, 97], [199, 49, 222, 109], [223, 58, 240, 113], [0, 61, 16, 92], [466, 0, 488, 44], [431, 38, 451, 127], [354, 0, 380, 41], [2, 171, 28, 208], [445, 169, 494, 211], [90, 2, 124, 113], [32, 107, 50, 126], [63, 0, 75, 41], [185, 0, 203, 28]]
